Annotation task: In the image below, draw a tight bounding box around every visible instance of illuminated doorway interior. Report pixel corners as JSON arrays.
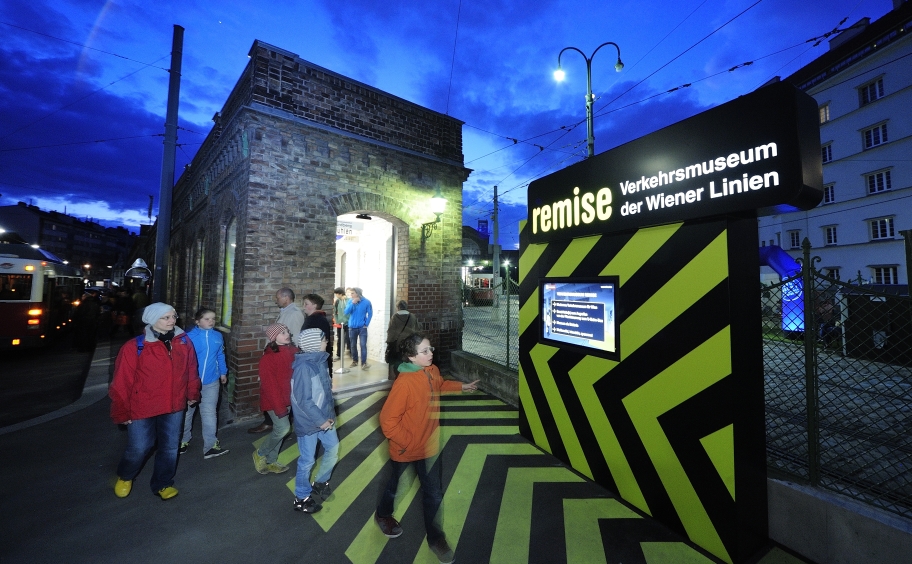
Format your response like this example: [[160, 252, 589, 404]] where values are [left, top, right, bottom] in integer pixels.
[[335, 213, 395, 388]]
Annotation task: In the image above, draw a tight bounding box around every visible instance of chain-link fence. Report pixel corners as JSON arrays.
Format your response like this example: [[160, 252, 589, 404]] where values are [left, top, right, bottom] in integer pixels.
[[764, 242, 912, 519], [462, 278, 519, 370]]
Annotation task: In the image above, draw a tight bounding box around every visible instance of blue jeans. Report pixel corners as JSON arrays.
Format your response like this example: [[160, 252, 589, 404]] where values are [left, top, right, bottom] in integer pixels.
[[349, 326, 368, 364], [182, 381, 220, 451], [116, 410, 183, 493], [257, 410, 290, 463], [294, 428, 340, 499], [378, 457, 444, 543]]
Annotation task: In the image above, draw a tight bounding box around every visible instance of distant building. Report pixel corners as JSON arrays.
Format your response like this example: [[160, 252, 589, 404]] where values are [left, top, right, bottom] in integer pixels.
[[759, 0, 912, 293], [0, 202, 137, 285]]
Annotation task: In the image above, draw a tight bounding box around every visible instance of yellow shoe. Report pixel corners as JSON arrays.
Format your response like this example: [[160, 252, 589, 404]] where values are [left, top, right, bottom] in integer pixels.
[[157, 486, 179, 500], [114, 478, 132, 498]]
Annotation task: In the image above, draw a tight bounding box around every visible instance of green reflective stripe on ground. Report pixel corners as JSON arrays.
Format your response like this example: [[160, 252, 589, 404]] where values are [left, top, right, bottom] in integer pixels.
[[313, 441, 390, 531], [564, 498, 642, 564], [344, 465, 420, 564], [640, 542, 716, 563], [440, 399, 509, 407], [490, 467, 584, 563], [334, 390, 388, 428], [282, 411, 383, 485], [439, 411, 517, 419]]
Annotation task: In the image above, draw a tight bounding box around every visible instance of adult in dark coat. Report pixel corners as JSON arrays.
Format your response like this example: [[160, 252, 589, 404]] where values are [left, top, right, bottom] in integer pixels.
[[72, 292, 101, 352], [385, 300, 418, 379]]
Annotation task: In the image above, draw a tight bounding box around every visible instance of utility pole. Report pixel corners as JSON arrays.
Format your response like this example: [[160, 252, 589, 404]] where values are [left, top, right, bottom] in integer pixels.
[[900, 229, 912, 292], [492, 185, 501, 321], [152, 25, 184, 303]]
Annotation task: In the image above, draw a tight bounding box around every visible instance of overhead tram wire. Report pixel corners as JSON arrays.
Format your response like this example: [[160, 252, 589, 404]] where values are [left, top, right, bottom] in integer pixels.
[[0, 21, 170, 70], [0, 134, 164, 153], [0, 53, 171, 141]]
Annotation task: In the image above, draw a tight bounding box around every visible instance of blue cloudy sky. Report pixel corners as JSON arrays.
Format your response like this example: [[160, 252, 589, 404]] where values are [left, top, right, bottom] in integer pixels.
[[0, 0, 892, 248]]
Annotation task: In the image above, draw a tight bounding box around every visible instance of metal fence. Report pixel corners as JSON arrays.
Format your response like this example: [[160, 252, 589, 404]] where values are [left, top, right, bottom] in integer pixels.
[[461, 252, 912, 519], [764, 241, 912, 519], [461, 278, 520, 370]]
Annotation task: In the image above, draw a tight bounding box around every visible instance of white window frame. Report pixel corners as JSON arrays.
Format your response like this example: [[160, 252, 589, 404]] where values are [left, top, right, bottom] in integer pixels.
[[819, 104, 830, 124], [824, 226, 838, 246], [863, 123, 888, 150], [866, 170, 892, 194], [823, 184, 835, 204], [870, 217, 895, 240], [788, 230, 801, 249], [821, 143, 832, 163], [871, 266, 897, 285], [859, 78, 884, 106]]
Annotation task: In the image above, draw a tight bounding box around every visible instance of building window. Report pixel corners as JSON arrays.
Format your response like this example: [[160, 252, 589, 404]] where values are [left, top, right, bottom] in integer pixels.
[[825, 226, 838, 246], [221, 218, 236, 327], [870, 217, 895, 240], [789, 230, 801, 249], [872, 266, 898, 285], [821, 144, 832, 163], [863, 123, 888, 149], [859, 78, 884, 106], [819, 104, 830, 124], [824, 268, 840, 280], [866, 170, 891, 194], [823, 184, 835, 204]]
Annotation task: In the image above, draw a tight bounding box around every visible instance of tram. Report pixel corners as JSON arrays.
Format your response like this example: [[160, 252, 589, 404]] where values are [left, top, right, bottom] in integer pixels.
[[0, 244, 83, 349]]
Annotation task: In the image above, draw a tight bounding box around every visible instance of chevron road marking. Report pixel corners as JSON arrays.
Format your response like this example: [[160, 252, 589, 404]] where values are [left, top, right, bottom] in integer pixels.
[[490, 467, 585, 563], [640, 542, 716, 563], [564, 498, 642, 564], [440, 399, 509, 407], [439, 411, 517, 419]]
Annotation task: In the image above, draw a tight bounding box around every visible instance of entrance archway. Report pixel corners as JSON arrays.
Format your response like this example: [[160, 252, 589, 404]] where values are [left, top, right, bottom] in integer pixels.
[[335, 213, 397, 387]]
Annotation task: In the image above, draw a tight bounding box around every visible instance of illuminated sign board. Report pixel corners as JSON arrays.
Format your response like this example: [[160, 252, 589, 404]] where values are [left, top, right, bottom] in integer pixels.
[[527, 82, 822, 243]]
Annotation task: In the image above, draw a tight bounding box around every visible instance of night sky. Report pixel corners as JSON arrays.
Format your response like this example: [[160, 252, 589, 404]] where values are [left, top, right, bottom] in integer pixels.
[[0, 0, 892, 248]]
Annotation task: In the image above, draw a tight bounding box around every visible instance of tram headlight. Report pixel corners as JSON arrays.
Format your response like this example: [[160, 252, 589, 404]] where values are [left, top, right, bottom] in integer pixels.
[[28, 309, 42, 316]]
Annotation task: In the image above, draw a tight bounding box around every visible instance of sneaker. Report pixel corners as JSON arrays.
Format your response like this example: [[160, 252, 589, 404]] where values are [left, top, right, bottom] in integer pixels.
[[311, 480, 333, 500], [361, 363, 371, 370], [293, 496, 322, 513], [349, 361, 358, 368], [204, 441, 229, 459], [266, 462, 290, 474], [114, 478, 132, 498], [429, 538, 455, 564], [252, 449, 268, 474], [178, 442, 189, 455], [374, 511, 403, 538], [156, 486, 179, 500], [334, 367, 350, 374]]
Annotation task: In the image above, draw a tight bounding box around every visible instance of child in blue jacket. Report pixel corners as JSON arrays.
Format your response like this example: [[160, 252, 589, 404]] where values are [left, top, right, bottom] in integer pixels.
[[181, 308, 229, 458], [291, 328, 340, 513]]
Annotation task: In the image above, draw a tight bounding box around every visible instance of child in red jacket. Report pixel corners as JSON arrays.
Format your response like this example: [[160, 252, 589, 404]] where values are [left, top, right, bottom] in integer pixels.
[[253, 323, 296, 474]]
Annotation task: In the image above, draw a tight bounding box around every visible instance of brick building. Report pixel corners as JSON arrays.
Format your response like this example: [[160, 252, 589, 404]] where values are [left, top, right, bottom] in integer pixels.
[[166, 40, 468, 418]]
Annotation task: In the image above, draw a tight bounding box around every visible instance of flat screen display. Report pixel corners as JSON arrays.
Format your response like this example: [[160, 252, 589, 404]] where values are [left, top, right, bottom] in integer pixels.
[[540, 277, 619, 359]]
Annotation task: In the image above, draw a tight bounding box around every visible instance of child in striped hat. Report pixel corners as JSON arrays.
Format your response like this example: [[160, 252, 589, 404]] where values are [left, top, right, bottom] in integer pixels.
[[252, 323, 296, 475]]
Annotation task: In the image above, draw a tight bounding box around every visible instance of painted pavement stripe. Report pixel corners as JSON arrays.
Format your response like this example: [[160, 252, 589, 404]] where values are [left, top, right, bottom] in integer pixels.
[[564, 498, 642, 564], [490, 467, 585, 563], [640, 542, 716, 563]]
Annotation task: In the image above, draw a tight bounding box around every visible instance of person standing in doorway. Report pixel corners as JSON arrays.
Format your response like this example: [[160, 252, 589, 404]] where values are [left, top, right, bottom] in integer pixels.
[[249, 287, 306, 435], [344, 287, 373, 370], [332, 288, 350, 364]]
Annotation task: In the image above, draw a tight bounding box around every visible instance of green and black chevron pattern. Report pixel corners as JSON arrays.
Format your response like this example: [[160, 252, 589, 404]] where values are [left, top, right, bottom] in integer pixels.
[[251, 389, 782, 564], [518, 217, 768, 564]]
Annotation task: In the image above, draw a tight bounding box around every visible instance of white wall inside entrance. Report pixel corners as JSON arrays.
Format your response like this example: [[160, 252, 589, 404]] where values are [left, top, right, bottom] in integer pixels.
[[336, 214, 393, 364]]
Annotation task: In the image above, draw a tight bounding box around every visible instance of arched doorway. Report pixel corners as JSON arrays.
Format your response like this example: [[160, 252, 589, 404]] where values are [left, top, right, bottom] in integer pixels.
[[335, 213, 397, 387]]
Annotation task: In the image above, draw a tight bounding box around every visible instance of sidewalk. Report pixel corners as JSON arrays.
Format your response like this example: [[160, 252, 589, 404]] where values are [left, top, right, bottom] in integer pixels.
[[0, 345, 811, 564]]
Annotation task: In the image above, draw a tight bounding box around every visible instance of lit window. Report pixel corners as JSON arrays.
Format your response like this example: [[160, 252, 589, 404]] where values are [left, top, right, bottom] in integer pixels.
[[825, 226, 837, 246], [866, 170, 891, 194], [872, 266, 897, 285], [821, 144, 832, 163], [825, 268, 840, 280], [823, 184, 835, 204], [220, 218, 236, 327], [819, 104, 830, 124], [789, 231, 801, 249], [863, 123, 888, 150], [870, 217, 895, 240], [859, 78, 884, 106]]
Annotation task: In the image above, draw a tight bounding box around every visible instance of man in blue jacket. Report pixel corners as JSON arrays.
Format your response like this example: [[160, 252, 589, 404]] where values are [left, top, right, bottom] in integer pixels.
[[344, 287, 373, 370]]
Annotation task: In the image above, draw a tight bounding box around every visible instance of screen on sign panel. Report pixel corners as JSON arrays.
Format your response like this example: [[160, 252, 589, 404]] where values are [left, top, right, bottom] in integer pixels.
[[540, 277, 619, 359]]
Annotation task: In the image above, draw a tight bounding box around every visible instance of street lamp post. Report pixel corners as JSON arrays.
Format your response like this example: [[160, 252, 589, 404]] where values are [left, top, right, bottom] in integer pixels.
[[554, 42, 623, 158]]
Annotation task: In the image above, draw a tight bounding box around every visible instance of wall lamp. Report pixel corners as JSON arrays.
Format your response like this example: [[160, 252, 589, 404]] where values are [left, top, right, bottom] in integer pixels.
[[421, 186, 447, 242]]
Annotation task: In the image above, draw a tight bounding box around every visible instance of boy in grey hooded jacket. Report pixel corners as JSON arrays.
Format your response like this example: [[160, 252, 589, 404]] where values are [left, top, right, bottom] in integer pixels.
[[290, 328, 339, 513]]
